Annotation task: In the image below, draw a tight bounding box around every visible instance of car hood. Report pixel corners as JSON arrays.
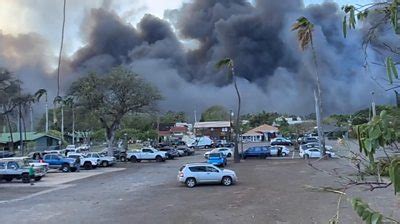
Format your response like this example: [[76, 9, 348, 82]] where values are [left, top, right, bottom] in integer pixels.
[[222, 169, 235, 175], [208, 157, 223, 160]]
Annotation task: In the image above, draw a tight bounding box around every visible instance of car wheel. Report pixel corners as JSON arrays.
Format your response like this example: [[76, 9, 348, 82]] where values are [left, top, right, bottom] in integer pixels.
[[222, 176, 233, 186], [22, 173, 30, 183], [4, 177, 13, 182], [185, 178, 196, 188], [204, 145, 209, 149], [34, 176, 42, 181], [304, 154, 310, 159], [243, 156, 247, 159], [61, 164, 70, 172], [327, 154, 332, 158], [130, 156, 138, 163], [227, 153, 232, 158], [281, 152, 287, 157], [84, 162, 92, 170], [120, 156, 127, 162], [156, 156, 163, 162], [101, 161, 109, 167]]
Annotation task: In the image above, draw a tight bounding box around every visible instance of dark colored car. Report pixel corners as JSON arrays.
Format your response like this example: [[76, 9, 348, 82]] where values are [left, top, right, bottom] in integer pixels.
[[241, 146, 271, 159], [100, 148, 127, 161], [159, 147, 179, 159], [214, 141, 235, 148], [177, 146, 195, 156], [298, 137, 318, 145], [0, 151, 15, 158]]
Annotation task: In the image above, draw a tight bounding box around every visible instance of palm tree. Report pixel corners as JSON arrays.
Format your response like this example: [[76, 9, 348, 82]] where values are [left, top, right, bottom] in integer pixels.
[[292, 16, 326, 156], [53, 96, 63, 143], [216, 58, 241, 163], [63, 96, 75, 145], [35, 89, 48, 133]]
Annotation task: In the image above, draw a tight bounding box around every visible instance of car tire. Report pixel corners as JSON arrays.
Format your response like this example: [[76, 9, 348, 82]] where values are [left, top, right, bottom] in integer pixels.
[[185, 177, 196, 188], [84, 162, 92, 170], [227, 153, 232, 158], [243, 156, 247, 159], [130, 156, 138, 163], [34, 176, 42, 181], [222, 176, 233, 186], [281, 152, 287, 157], [327, 154, 332, 158], [61, 164, 70, 172], [155, 156, 163, 162], [101, 161, 109, 167], [204, 145, 209, 149], [304, 154, 310, 159], [22, 173, 30, 183], [4, 177, 13, 182], [120, 156, 127, 162]]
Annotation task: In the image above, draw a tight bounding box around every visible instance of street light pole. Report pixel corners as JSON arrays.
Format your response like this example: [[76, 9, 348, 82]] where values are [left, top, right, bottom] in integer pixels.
[[371, 91, 377, 118]]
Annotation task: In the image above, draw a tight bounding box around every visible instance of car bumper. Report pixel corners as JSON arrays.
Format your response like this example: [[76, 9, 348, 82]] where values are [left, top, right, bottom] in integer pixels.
[[177, 176, 185, 183]]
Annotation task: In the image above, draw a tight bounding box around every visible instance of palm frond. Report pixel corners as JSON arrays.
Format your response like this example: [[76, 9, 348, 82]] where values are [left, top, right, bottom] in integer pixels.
[[34, 88, 47, 101], [53, 95, 63, 104], [291, 16, 314, 51], [215, 58, 233, 69]]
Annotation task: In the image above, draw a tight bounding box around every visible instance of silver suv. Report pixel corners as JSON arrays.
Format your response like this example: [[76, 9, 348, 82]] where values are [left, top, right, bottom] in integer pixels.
[[177, 163, 237, 188]]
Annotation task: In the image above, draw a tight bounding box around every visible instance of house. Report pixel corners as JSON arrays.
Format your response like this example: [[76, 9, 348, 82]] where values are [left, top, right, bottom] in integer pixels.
[[157, 123, 190, 142], [193, 121, 232, 141], [274, 116, 304, 126], [241, 124, 279, 142], [0, 132, 60, 151]]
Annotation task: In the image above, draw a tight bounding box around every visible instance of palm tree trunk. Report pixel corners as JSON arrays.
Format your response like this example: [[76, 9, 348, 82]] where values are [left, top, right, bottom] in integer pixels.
[[5, 112, 14, 150], [45, 95, 48, 133], [61, 104, 64, 144], [310, 39, 326, 157], [30, 106, 33, 132], [22, 113, 27, 153], [72, 107, 75, 145], [232, 66, 241, 163]]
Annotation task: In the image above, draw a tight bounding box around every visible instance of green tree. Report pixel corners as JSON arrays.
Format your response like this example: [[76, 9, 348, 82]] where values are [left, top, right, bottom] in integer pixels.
[[69, 67, 161, 155], [200, 105, 230, 122], [216, 58, 241, 163], [161, 111, 187, 123], [292, 17, 326, 156], [34, 89, 48, 133]]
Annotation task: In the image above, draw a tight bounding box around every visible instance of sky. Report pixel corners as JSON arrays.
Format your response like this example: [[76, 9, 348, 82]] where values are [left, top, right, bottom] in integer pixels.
[[0, 0, 393, 118], [0, 0, 370, 57]]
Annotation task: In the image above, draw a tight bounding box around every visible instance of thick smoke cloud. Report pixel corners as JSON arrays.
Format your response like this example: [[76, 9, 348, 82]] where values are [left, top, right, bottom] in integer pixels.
[[0, 0, 394, 117]]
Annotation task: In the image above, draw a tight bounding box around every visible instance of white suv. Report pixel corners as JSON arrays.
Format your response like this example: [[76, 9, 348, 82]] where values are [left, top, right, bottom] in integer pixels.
[[178, 163, 237, 188]]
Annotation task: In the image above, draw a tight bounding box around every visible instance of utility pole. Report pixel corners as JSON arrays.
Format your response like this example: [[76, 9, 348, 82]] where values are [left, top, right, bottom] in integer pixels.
[[194, 110, 197, 123], [72, 106, 75, 145], [45, 94, 49, 133], [61, 103, 64, 145], [371, 91, 377, 118], [30, 106, 34, 132]]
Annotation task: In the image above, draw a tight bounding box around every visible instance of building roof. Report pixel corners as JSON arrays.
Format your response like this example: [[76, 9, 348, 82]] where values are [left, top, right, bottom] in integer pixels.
[[242, 124, 279, 136], [0, 132, 60, 144], [194, 121, 231, 128]]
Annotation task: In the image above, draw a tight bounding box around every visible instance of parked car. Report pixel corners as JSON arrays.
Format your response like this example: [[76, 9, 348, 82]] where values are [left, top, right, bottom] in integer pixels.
[[100, 148, 127, 161], [67, 153, 99, 170], [300, 142, 333, 153], [207, 152, 227, 167], [124, 148, 167, 162], [271, 137, 293, 146], [204, 147, 233, 159], [269, 146, 290, 157], [77, 144, 90, 151], [298, 136, 319, 145], [214, 140, 235, 148], [299, 148, 336, 159], [0, 150, 15, 158], [187, 136, 213, 149], [178, 163, 237, 188], [0, 159, 45, 182], [42, 154, 76, 172], [158, 147, 179, 159], [177, 146, 195, 156], [1, 157, 49, 173], [241, 146, 270, 159], [85, 152, 116, 167]]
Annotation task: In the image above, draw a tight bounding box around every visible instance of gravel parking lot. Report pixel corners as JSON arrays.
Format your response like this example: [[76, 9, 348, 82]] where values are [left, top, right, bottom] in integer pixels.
[[0, 148, 398, 224]]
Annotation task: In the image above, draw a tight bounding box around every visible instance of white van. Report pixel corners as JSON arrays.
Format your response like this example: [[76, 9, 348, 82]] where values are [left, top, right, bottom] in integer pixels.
[[187, 136, 213, 149]]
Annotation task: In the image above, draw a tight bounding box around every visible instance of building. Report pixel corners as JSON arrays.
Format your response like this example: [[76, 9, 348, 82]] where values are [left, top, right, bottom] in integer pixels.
[[158, 123, 190, 142], [274, 116, 304, 126], [0, 132, 60, 151], [193, 121, 232, 141], [241, 124, 279, 142]]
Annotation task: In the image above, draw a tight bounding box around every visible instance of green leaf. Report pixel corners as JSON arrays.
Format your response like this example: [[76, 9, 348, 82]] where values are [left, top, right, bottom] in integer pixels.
[[389, 158, 400, 194], [371, 212, 382, 224], [389, 57, 398, 79], [387, 57, 393, 84], [368, 125, 381, 140], [343, 15, 347, 38]]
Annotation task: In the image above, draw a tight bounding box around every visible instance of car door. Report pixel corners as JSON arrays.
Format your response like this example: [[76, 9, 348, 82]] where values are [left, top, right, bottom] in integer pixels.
[[142, 149, 153, 159], [206, 166, 222, 182], [270, 147, 277, 156], [192, 166, 208, 183], [309, 149, 320, 158]]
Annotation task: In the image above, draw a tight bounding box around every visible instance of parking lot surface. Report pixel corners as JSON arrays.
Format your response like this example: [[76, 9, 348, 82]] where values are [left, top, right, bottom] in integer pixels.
[[0, 149, 398, 224]]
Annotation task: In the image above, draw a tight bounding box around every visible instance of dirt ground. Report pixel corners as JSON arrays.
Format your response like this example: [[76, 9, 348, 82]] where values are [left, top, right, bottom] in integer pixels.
[[0, 149, 399, 224]]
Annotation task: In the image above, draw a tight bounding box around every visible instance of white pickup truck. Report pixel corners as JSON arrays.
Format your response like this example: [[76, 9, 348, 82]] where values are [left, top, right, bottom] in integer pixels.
[[125, 148, 167, 163], [67, 153, 100, 170]]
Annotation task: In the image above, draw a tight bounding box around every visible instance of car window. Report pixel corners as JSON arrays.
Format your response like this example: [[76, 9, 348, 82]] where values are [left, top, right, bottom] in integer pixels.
[[209, 153, 221, 158], [143, 149, 153, 153], [0, 162, 5, 169], [189, 166, 206, 172], [7, 161, 19, 169], [206, 166, 219, 172], [309, 149, 319, 152], [219, 148, 227, 151]]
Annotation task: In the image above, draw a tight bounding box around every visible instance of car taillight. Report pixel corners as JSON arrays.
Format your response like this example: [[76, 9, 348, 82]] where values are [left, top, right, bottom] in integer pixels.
[[179, 171, 184, 177]]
